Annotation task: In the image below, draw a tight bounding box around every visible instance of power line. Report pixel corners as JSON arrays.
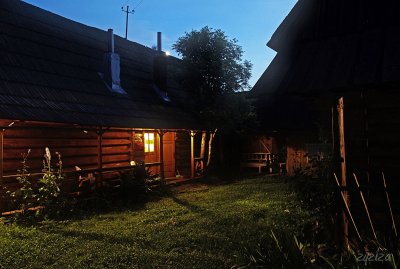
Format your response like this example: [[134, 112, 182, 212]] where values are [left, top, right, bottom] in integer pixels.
[[121, 5, 135, 39]]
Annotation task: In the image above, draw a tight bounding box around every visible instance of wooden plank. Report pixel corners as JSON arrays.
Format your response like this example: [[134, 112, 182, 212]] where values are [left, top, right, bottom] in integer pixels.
[[3, 147, 99, 160], [163, 132, 176, 178], [102, 131, 131, 139], [338, 97, 349, 249], [102, 154, 130, 163], [158, 131, 165, 179], [101, 139, 131, 146], [129, 131, 134, 163], [4, 129, 96, 139], [190, 131, 195, 179], [97, 129, 103, 184], [0, 130, 3, 184], [102, 146, 131, 155], [3, 138, 98, 148], [175, 131, 190, 177]]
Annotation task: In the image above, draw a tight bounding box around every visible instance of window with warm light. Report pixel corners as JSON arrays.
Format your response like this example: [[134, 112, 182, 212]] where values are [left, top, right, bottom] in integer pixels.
[[144, 132, 155, 153]]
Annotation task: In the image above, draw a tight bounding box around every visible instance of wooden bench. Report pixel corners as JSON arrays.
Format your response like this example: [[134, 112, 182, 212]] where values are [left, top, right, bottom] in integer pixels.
[[240, 153, 272, 174]]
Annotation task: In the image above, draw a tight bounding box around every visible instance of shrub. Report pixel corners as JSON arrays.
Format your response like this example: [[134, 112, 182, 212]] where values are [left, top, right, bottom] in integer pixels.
[[234, 230, 399, 269], [36, 148, 66, 218], [4, 148, 67, 223], [119, 163, 168, 201], [5, 149, 36, 222], [288, 156, 336, 218]]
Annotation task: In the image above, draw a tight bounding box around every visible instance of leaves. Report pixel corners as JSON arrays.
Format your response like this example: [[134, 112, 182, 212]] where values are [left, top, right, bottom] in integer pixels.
[[4, 148, 65, 223], [173, 26, 254, 132]]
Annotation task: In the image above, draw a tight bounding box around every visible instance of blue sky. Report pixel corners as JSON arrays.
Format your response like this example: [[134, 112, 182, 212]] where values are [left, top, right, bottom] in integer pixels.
[[23, 0, 296, 87]]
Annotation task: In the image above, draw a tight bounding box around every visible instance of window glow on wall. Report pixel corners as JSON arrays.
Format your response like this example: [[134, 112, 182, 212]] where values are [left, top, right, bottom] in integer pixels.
[[144, 132, 155, 153]]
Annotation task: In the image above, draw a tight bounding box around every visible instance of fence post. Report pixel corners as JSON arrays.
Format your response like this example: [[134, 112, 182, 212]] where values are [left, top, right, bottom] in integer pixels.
[[338, 97, 349, 249], [158, 130, 165, 180], [190, 131, 196, 178]]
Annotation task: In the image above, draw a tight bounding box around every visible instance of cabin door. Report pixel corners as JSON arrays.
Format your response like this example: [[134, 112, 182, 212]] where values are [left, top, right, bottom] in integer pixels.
[[144, 131, 160, 176], [163, 132, 176, 178]]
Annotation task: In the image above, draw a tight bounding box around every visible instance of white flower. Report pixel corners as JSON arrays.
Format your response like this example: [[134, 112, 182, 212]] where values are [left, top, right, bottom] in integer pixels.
[[45, 147, 51, 163]]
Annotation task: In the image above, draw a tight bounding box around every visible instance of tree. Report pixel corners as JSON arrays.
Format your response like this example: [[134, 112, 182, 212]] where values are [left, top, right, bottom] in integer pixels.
[[173, 27, 257, 167], [173, 26, 254, 130]]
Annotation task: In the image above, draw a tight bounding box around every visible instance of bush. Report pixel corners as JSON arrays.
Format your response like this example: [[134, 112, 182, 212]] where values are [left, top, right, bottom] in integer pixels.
[[119, 163, 168, 201], [288, 156, 336, 218], [234, 230, 399, 269], [4, 148, 67, 223], [36, 148, 67, 218]]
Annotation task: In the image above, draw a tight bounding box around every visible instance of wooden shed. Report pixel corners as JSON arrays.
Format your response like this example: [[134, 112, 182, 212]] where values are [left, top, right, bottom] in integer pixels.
[[251, 0, 400, 181], [0, 0, 208, 210]]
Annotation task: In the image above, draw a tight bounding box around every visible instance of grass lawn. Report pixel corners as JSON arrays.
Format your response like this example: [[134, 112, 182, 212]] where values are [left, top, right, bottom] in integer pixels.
[[0, 176, 313, 269]]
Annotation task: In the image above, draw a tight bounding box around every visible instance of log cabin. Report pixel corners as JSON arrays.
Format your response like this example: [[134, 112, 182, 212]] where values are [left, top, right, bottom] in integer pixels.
[[0, 0, 209, 209], [251, 0, 400, 184]]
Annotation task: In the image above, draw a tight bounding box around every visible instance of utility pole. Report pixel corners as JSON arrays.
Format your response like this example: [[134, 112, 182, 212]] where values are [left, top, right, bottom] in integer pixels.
[[121, 5, 134, 39]]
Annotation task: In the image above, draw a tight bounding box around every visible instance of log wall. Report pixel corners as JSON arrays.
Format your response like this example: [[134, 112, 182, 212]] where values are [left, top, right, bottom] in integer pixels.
[[0, 121, 196, 211], [2, 126, 133, 178], [175, 131, 191, 177], [344, 90, 400, 181]]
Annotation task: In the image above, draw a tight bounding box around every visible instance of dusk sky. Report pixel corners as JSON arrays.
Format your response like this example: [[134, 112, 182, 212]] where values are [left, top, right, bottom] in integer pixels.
[[22, 0, 296, 87]]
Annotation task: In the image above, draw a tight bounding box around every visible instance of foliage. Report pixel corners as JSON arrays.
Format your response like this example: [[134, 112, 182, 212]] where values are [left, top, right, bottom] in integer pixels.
[[4, 150, 36, 222], [208, 92, 258, 135], [36, 148, 66, 218], [173, 26, 252, 97], [119, 163, 168, 201], [231, 161, 400, 268], [234, 229, 400, 269], [288, 157, 336, 216], [4, 148, 66, 223], [173, 26, 255, 132], [233, 230, 320, 269]]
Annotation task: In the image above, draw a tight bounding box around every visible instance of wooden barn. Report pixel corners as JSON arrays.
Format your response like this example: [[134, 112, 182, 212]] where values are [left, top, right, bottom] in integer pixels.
[[0, 1, 209, 210], [251, 0, 400, 183]]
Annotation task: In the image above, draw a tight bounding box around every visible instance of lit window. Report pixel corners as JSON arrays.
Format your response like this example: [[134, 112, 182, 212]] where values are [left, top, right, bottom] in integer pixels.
[[144, 132, 155, 153]]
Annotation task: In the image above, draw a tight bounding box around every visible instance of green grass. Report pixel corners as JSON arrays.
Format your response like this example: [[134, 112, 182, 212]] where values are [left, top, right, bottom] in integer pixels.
[[0, 176, 313, 269]]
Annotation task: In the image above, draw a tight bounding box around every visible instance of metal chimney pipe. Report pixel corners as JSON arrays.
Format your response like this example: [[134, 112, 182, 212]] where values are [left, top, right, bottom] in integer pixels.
[[108, 29, 115, 53], [157, 32, 162, 52]]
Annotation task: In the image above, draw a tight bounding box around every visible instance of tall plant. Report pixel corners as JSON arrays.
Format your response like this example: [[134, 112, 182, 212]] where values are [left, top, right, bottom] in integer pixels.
[[4, 147, 66, 222], [36, 147, 64, 217], [6, 149, 35, 218]]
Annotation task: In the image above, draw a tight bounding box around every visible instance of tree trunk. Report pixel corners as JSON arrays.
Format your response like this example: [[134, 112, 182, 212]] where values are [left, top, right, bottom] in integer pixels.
[[200, 132, 206, 159], [206, 129, 217, 167]]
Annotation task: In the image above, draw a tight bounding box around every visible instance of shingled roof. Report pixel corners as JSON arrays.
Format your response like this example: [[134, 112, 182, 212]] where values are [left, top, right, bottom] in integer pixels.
[[251, 0, 400, 98], [0, 0, 200, 129]]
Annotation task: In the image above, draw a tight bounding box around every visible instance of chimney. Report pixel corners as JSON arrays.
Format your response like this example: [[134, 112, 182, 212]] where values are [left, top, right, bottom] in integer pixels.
[[157, 32, 162, 52], [103, 29, 126, 94], [153, 32, 170, 102], [108, 29, 115, 53]]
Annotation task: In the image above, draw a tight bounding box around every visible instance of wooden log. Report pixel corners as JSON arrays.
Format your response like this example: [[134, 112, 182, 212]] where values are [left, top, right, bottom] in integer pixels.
[[0, 130, 3, 185], [158, 130, 165, 179], [334, 173, 362, 242], [97, 128, 104, 185], [190, 131, 196, 179], [337, 97, 349, 249]]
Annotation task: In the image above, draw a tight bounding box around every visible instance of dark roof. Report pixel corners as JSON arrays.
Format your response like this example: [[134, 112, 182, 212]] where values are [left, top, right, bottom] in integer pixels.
[[0, 0, 201, 129], [251, 0, 400, 98]]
